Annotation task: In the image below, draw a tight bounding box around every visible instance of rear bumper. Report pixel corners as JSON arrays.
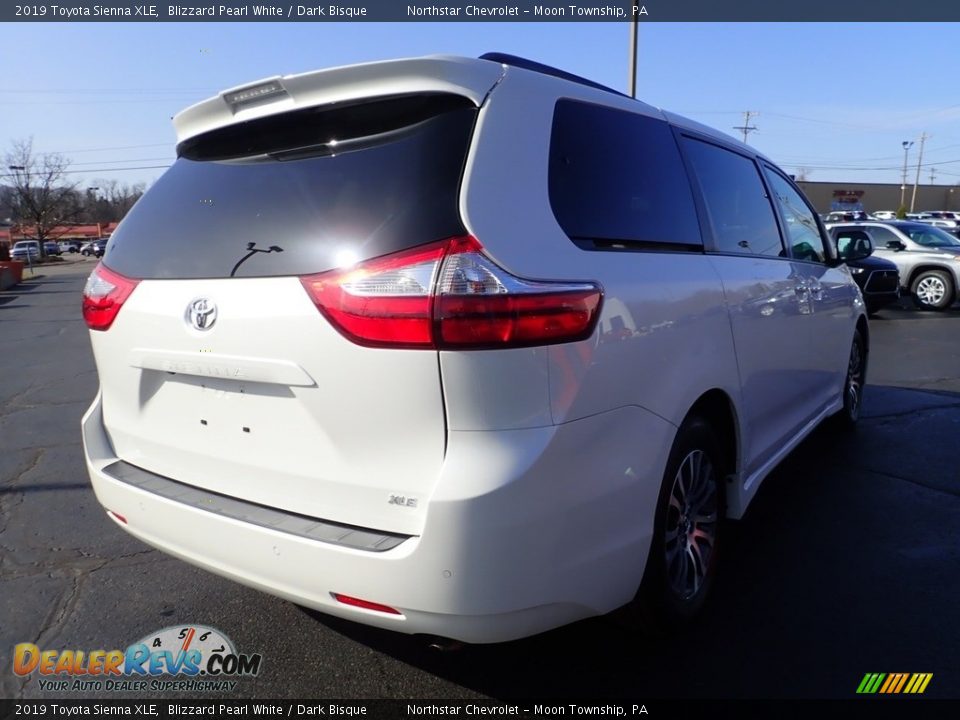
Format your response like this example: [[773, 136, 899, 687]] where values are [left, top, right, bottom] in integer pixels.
[[83, 391, 674, 643]]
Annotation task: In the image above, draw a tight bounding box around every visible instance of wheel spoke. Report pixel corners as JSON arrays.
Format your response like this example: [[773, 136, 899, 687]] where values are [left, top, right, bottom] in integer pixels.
[[664, 526, 682, 547], [668, 493, 683, 514], [663, 447, 719, 601], [667, 542, 686, 587], [691, 526, 715, 548], [686, 544, 703, 595]]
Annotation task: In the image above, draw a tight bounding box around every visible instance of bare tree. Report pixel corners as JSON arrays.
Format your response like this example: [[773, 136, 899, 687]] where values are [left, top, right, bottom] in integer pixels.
[[795, 167, 813, 182], [86, 179, 145, 223], [4, 138, 82, 256]]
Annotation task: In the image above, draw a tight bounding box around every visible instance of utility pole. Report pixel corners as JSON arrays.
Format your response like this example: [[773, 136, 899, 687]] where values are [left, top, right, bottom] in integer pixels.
[[733, 111, 758, 144], [628, 15, 638, 98], [911, 132, 928, 213], [929, 166, 937, 184], [900, 141, 914, 208]]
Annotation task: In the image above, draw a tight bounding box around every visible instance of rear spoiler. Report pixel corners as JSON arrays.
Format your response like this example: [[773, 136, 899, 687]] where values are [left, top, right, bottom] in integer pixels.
[[173, 55, 505, 144]]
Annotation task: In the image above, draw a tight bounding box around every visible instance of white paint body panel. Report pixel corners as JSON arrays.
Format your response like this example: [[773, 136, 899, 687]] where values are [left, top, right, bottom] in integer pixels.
[[91, 277, 445, 536], [85, 393, 673, 644]]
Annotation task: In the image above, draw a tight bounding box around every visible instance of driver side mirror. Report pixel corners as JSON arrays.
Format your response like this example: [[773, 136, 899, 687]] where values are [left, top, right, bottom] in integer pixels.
[[843, 239, 873, 262], [886, 240, 907, 251]]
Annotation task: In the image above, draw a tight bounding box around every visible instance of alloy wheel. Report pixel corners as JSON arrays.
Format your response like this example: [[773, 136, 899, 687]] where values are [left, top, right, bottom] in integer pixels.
[[664, 449, 718, 601], [916, 276, 946, 307], [846, 337, 864, 420]]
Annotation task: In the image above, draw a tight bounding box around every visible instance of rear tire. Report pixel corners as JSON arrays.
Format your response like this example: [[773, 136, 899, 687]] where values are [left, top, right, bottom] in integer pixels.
[[628, 415, 723, 634], [911, 270, 954, 310], [833, 329, 866, 427]]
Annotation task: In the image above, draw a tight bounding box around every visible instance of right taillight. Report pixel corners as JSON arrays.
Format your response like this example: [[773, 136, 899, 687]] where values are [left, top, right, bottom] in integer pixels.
[[300, 235, 602, 350], [82, 263, 140, 331]]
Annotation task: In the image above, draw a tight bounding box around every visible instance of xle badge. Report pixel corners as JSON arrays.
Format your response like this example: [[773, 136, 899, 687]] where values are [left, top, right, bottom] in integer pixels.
[[388, 495, 418, 508]]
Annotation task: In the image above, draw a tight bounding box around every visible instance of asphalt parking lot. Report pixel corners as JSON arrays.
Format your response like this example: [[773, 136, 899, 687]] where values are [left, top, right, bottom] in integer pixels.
[[2, 263, 959, 701]]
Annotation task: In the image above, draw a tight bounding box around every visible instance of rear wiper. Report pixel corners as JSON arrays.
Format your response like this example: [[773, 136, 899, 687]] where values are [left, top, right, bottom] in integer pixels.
[[230, 242, 284, 277]]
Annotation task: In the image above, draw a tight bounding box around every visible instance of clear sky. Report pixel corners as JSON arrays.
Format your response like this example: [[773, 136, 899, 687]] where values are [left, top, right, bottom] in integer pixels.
[[3, 21, 959, 189]]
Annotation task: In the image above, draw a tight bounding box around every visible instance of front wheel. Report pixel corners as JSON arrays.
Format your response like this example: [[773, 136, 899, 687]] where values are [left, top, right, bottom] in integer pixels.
[[629, 415, 723, 633], [911, 270, 954, 310]]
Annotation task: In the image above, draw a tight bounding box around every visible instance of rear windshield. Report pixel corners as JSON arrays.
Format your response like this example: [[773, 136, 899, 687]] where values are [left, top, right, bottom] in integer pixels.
[[103, 94, 477, 279]]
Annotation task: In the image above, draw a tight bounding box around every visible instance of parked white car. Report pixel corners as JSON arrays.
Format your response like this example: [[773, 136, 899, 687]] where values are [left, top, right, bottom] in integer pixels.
[[10, 240, 40, 261], [82, 53, 869, 644]]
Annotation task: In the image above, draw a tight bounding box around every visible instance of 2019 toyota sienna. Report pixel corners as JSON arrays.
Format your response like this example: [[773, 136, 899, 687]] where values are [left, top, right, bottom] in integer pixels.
[[82, 54, 869, 643]]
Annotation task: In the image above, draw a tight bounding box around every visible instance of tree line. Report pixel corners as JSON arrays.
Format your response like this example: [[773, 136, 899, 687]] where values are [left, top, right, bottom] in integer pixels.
[[2, 137, 146, 255]]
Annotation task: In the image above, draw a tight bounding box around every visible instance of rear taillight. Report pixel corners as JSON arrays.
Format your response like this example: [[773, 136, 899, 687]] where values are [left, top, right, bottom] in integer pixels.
[[300, 236, 602, 349], [82, 264, 140, 331]]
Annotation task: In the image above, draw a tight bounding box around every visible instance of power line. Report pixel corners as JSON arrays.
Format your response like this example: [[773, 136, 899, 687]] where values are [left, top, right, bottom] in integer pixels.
[[0, 164, 171, 179], [0, 88, 217, 94], [46, 143, 171, 154], [69, 157, 174, 167]]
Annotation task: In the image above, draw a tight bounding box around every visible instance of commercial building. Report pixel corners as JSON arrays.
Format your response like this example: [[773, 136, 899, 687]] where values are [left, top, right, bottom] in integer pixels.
[[797, 181, 960, 215]]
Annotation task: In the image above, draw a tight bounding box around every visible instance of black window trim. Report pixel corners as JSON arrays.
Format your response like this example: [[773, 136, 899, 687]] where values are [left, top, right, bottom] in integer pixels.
[[676, 129, 789, 262]]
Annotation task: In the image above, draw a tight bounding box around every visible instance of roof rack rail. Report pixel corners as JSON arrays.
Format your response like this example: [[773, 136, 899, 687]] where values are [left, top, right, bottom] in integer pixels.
[[479, 52, 627, 98]]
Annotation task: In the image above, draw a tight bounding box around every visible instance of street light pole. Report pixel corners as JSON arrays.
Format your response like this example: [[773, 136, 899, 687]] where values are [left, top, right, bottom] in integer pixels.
[[7, 165, 26, 245], [87, 186, 101, 240], [900, 141, 913, 209], [628, 15, 638, 98]]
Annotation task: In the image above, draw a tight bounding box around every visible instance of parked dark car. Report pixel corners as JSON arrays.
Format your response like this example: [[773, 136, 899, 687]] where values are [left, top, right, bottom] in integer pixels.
[[827, 221, 960, 310], [830, 226, 900, 314], [82, 239, 108, 258], [43, 241, 61, 256]]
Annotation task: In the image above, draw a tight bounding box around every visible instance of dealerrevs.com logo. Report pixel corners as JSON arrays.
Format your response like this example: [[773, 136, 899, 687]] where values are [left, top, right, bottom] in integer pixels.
[[12, 625, 262, 693]]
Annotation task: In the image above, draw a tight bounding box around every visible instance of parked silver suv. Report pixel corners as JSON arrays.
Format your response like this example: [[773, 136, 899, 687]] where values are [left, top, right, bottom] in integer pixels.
[[826, 220, 960, 310], [82, 53, 869, 643]]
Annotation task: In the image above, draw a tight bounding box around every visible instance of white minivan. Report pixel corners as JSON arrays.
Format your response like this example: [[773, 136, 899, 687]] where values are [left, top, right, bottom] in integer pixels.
[[82, 54, 869, 643]]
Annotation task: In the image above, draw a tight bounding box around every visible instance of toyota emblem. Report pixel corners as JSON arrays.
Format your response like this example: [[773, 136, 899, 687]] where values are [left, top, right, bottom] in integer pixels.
[[187, 297, 217, 331]]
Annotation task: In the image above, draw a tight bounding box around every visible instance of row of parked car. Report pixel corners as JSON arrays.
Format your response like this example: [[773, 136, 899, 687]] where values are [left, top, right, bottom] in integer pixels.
[[823, 209, 960, 234], [829, 219, 960, 311], [8, 238, 107, 261]]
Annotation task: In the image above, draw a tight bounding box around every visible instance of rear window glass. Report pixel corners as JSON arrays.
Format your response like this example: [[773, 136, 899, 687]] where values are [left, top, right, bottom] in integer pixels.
[[103, 94, 477, 279], [548, 100, 701, 251]]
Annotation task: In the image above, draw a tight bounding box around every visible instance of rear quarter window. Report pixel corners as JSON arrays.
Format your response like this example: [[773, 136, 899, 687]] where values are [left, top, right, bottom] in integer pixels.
[[548, 100, 702, 251]]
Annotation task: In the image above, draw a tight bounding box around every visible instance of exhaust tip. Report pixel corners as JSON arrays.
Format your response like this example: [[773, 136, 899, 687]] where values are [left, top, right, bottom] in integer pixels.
[[421, 635, 463, 652]]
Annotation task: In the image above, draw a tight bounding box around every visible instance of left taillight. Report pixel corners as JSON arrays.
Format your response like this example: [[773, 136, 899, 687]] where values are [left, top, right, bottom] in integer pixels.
[[82, 264, 139, 331]]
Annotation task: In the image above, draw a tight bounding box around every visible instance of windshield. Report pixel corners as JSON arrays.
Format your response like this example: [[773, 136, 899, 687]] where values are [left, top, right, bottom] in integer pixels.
[[904, 225, 960, 248]]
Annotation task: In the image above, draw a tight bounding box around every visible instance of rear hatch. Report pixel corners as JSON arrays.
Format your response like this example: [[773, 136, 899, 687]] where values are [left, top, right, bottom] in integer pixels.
[[88, 93, 479, 536]]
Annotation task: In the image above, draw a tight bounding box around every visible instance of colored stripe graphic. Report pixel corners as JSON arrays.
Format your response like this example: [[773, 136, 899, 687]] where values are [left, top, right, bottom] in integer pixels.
[[892, 673, 909, 694], [857, 672, 932, 694]]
